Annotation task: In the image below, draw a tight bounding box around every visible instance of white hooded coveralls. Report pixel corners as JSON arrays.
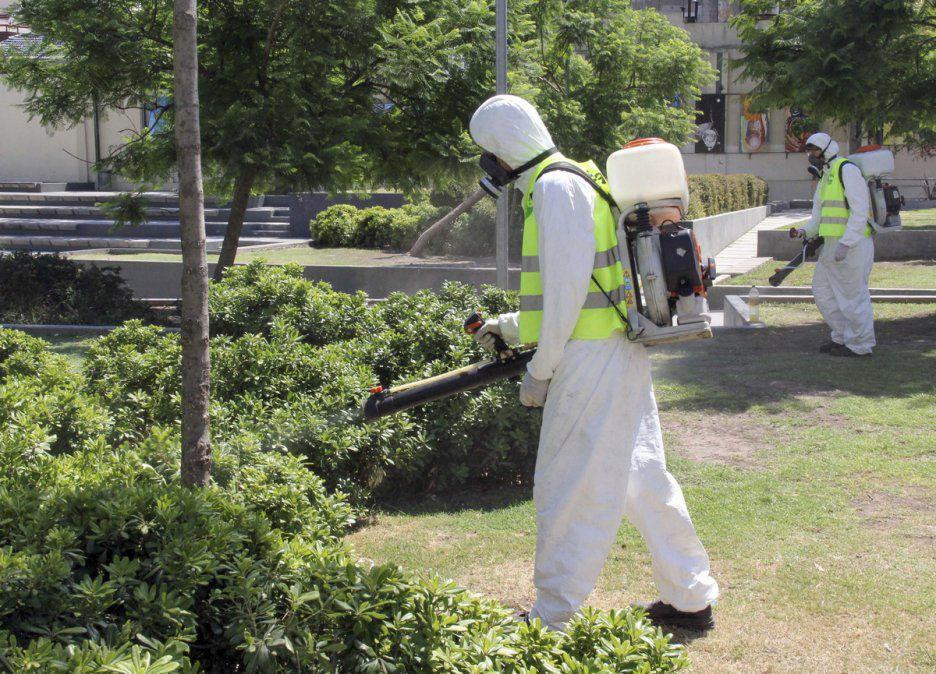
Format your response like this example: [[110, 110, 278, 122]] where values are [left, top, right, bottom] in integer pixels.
[[470, 95, 719, 631], [803, 136, 876, 354]]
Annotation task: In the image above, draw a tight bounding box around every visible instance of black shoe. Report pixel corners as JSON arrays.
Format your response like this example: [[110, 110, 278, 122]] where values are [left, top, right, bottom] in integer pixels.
[[818, 340, 840, 353], [636, 600, 715, 631], [828, 343, 870, 358]]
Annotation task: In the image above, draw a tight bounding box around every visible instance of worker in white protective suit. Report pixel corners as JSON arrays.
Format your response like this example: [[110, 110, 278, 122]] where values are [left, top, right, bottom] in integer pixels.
[[797, 132, 875, 357], [468, 95, 719, 632]]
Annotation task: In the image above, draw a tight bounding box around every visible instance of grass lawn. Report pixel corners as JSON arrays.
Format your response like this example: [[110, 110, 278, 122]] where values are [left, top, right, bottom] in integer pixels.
[[901, 207, 936, 230], [722, 259, 936, 288], [68, 246, 485, 267], [347, 302, 936, 672], [39, 334, 96, 371]]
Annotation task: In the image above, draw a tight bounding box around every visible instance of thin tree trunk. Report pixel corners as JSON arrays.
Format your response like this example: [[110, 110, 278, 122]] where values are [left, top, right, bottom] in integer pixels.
[[213, 165, 260, 282], [408, 188, 486, 257], [173, 0, 211, 488]]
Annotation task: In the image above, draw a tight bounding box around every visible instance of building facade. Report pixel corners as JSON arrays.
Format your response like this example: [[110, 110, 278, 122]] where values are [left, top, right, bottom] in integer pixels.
[[635, 0, 931, 201], [1, 0, 142, 187]]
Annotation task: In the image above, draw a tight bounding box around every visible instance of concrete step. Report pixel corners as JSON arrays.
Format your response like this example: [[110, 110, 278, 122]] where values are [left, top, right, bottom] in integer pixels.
[[0, 234, 287, 252], [0, 203, 284, 222], [0, 218, 291, 237], [0, 191, 187, 206], [0, 182, 94, 193]]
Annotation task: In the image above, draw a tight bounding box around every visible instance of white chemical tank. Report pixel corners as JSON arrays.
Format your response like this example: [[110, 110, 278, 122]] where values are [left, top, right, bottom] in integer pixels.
[[847, 145, 895, 179], [607, 138, 690, 214]]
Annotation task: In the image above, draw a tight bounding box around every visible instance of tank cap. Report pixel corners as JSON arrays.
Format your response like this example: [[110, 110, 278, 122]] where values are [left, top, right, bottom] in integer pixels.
[[854, 144, 883, 153], [622, 137, 668, 149], [369, 386, 383, 394]]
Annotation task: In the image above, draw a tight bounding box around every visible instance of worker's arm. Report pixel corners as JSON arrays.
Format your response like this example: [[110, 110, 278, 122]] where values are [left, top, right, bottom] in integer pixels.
[[802, 181, 822, 238], [526, 172, 597, 381], [839, 162, 871, 247]]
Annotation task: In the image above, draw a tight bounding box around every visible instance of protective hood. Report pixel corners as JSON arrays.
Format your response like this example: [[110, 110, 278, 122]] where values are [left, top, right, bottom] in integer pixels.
[[805, 132, 839, 162], [469, 95, 554, 172]]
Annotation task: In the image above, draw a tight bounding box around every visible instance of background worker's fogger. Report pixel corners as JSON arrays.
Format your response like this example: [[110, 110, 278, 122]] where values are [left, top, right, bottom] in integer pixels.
[[362, 139, 716, 422]]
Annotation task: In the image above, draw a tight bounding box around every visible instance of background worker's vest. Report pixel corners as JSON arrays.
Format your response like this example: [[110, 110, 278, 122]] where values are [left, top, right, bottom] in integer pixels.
[[819, 157, 872, 238], [517, 154, 635, 344]]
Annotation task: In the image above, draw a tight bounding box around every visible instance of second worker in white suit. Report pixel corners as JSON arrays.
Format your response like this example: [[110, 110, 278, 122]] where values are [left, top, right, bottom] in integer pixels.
[[468, 94, 719, 632], [799, 132, 876, 357]]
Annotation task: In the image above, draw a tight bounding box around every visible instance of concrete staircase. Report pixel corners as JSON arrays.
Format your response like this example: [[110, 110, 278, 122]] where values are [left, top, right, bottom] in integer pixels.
[[0, 186, 297, 251]]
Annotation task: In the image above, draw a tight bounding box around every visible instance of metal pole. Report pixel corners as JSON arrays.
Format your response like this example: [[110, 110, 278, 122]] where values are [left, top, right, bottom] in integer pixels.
[[495, 0, 509, 290]]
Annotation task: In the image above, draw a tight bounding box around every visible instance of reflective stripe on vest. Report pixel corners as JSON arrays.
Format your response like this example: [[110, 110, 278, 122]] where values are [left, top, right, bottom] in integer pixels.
[[819, 157, 871, 238], [517, 154, 636, 344]]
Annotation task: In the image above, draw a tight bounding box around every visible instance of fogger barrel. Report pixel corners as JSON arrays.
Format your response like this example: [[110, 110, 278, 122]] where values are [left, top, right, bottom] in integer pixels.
[[361, 350, 534, 422]]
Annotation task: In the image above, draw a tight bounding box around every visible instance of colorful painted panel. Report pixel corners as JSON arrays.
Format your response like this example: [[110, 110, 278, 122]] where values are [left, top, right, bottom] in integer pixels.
[[740, 95, 768, 153], [695, 94, 725, 154]]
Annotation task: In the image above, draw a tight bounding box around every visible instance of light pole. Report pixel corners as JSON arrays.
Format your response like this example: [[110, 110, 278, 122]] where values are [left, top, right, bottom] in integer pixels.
[[495, 0, 509, 290]]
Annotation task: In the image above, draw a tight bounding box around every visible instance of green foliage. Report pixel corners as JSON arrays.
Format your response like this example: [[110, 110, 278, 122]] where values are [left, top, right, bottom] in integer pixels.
[[0, 252, 153, 325], [307, 204, 360, 247], [0, 330, 111, 458], [209, 261, 374, 343], [0, 306, 687, 672], [1, 0, 714, 201], [685, 174, 769, 219], [310, 201, 446, 252], [531, 1, 717, 158], [732, 0, 936, 148], [97, 191, 150, 231]]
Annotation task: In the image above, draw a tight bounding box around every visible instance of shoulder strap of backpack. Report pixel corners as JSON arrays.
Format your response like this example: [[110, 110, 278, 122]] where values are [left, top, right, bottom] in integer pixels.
[[838, 159, 858, 210], [537, 162, 619, 212]]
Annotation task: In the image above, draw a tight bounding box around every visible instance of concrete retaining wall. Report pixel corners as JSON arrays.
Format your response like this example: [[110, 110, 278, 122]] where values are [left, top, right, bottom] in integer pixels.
[[77, 259, 521, 299], [758, 229, 936, 261], [691, 205, 769, 259]]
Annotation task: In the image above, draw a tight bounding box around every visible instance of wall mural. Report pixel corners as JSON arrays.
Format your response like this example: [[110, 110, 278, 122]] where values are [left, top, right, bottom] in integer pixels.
[[784, 107, 814, 153], [740, 95, 768, 153], [694, 94, 725, 153]]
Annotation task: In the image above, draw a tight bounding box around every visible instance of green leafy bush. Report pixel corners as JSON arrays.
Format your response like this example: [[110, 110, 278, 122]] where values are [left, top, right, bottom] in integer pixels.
[[0, 252, 152, 325], [0, 329, 111, 456], [308, 203, 359, 246], [309, 201, 446, 252], [209, 261, 373, 343], [0, 432, 686, 673], [686, 173, 769, 219]]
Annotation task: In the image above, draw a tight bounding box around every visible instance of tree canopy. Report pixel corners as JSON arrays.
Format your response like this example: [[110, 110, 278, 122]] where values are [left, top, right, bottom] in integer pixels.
[[732, 0, 936, 149]]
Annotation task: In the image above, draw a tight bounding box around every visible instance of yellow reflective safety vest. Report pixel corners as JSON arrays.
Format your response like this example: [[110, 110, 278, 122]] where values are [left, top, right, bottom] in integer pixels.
[[818, 157, 872, 238], [518, 154, 637, 345]]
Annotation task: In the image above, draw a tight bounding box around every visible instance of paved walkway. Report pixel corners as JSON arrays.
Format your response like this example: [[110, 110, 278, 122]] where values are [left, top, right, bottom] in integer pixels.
[[714, 209, 811, 275]]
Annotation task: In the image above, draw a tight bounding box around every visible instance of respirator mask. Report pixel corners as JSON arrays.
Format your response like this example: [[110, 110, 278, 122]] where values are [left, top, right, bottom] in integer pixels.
[[479, 147, 558, 199], [805, 136, 833, 179]]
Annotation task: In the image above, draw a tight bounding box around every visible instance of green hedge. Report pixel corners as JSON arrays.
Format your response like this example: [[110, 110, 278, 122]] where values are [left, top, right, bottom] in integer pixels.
[[310, 201, 445, 251], [685, 174, 769, 219], [0, 328, 688, 672], [311, 175, 766, 258], [0, 251, 152, 325]]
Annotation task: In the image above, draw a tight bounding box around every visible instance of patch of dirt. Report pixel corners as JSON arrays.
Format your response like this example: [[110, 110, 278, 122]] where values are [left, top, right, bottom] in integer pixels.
[[662, 411, 775, 469], [453, 558, 536, 610], [852, 487, 936, 547]]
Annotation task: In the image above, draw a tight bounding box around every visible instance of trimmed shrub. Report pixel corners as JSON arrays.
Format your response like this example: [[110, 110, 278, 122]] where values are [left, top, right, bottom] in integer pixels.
[[0, 252, 152, 325], [309, 201, 445, 252], [686, 173, 769, 219], [307, 203, 360, 246]]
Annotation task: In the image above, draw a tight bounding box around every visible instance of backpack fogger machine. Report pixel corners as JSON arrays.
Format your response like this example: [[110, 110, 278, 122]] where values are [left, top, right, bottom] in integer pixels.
[[362, 139, 715, 422]]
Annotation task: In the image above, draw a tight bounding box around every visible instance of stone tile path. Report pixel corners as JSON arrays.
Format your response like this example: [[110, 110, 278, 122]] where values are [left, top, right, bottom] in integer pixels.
[[714, 209, 811, 275]]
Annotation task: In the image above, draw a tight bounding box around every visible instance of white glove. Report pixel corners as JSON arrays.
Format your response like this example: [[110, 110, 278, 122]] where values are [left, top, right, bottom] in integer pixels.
[[834, 242, 849, 262], [473, 319, 504, 352], [519, 370, 549, 408]]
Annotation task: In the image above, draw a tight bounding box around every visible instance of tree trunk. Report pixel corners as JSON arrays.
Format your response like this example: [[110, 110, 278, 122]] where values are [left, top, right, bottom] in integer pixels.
[[213, 165, 260, 282], [173, 0, 212, 488], [408, 188, 486, 257]]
